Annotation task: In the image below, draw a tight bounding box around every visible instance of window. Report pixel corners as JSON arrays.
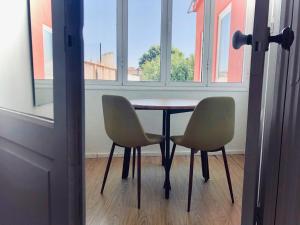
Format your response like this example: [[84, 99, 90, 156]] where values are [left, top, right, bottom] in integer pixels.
[[211, 0, 246, 83], [83, 0, 117, 81], [127, 0, 161, 82], [42, 25, 53, 79], [83, 0, 248, 87], [171, 0, 200, 82], [216, 5, 231, 82]]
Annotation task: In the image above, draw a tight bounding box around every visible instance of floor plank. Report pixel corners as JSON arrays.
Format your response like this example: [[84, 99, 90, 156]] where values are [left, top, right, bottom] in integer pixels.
[[86, 155, 244, 225]]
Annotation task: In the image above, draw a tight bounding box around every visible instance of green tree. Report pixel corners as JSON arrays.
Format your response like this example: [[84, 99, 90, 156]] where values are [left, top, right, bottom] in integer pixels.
[[170, 48, 194, 81], [139, 46, 160, 68], [139, 45, 194, 81]]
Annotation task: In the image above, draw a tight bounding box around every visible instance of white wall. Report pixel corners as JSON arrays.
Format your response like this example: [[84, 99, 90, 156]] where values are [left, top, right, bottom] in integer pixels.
[[0, 0, 53, 118], [85, 88, 249, 157]]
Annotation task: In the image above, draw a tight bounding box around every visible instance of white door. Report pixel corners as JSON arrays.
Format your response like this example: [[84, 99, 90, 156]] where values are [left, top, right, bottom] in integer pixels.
[[0, 0, 84, 225]]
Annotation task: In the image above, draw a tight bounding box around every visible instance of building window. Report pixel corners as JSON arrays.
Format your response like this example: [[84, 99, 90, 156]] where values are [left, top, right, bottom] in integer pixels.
[[211, 0, 246, 84], [216, 4, 231, 82], [42, 25, 53, 79]]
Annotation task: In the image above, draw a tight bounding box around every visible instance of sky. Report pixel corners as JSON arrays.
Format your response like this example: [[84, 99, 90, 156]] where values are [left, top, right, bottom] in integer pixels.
[[83, 0, 196, 68]]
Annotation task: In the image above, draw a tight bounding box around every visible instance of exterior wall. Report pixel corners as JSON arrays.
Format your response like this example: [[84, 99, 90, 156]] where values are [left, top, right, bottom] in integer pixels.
[[194, 0, 246, 82], [84, 53, 117, 80], [30, 0, 52, 79], [84, 61, 117, 80], [193, 0, 205, 81]]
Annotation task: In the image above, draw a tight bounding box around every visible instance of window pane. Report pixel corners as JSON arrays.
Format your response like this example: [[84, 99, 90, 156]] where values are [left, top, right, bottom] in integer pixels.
[[212, 0, 247, 83], [128, 0, 161, 82], [217, 11, 231, 82], [43, 26, 53, 79], [29, 0, 54, 113], [171, 0, 203, 82], [83, 0, 117, 81]]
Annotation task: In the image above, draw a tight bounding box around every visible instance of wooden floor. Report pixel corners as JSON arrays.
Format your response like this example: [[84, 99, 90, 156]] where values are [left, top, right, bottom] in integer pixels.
[[86, 155, 244, 225]]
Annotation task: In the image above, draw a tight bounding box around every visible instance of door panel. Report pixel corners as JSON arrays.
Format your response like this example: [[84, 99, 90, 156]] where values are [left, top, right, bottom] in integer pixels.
[[0, 111, 54, 158], [274, 0, 300, 224], [258, 0, 294, 224], [0, 143, 50, 225]]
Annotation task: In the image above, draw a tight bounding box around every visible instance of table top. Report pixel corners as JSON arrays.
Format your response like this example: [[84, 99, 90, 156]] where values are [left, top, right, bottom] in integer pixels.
[[130, 98, 200, 110]]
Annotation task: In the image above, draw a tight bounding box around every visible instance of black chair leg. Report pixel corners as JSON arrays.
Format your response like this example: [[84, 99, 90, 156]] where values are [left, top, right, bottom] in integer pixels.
[[101, 143, 116, 194], [122, 147, 131, 179], [201, 151, 210, 182], [159, 142, 165, 166], [187, 149, 195, 212], [137, 147, 142, 209], [221, 146, 234, 203], [132, 148, 136, 178], [169, 143, 176, 170]]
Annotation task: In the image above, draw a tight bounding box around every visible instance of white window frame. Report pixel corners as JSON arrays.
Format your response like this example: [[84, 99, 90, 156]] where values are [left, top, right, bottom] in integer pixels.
[[165, 0, 207, 87], [122, 0, 165, 87], [215, 3, 231, 83], [207, 0, 249, 88], [85, 0, 249, 91]]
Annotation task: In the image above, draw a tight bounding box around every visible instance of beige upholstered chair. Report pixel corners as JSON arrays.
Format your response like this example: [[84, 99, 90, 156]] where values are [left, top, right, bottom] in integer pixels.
[[170, 97, 235, 212], [101, 95, 164, 209]]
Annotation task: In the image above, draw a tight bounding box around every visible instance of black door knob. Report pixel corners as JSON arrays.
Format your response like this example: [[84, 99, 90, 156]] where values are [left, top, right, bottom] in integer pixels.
[[232, 30, 252, 50], [268, 27, 294, 50], [232, 27, 294, 51]]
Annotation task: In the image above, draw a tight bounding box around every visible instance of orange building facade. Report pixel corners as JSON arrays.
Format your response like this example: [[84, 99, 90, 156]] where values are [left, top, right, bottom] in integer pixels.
[[29, 0, 52, 79], [193, 0, 246, 82]]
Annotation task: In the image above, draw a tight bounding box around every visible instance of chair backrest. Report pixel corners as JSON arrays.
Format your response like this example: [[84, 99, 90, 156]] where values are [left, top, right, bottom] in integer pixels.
[[183, 97, 235, 150], [102, 95, 147, 147]]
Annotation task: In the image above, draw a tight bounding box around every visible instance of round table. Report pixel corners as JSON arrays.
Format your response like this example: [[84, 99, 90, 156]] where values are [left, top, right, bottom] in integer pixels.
[[128, 98, 210, 199]]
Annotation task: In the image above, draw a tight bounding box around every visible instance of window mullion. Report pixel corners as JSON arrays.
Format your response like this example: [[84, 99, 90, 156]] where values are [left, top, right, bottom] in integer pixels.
[[160, 0, 169, 86], [203, 0, 214, 86], [165, 0, 172, 85], [117, 0, 123, 85], [122, 0, 128, 85]]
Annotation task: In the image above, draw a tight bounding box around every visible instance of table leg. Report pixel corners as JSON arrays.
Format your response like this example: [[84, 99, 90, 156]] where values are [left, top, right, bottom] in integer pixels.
[[165, 110, 171, 199], [201, 151, 210, 182], [122, 147, 131, 179], [161, 111, 166, 166]]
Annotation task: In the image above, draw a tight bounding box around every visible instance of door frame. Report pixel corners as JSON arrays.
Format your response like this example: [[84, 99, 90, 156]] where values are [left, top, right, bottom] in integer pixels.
[[241, 0, 271, 224], [258, 0, 294, 224], [0, 0, 84, 224], [64, 0, 85, 224]]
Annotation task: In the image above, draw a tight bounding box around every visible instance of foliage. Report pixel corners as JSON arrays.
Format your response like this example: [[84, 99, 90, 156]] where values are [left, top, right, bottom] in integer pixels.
[[138, 45, 194, 81], [139, 46, 161, 68]]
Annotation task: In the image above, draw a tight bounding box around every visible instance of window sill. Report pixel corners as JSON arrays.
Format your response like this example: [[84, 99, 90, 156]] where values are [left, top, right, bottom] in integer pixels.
[[84, 83, 249, 92]]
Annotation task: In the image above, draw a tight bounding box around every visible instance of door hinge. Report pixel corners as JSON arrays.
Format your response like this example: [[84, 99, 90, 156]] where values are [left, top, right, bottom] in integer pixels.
[[255, 205, 263, 225]]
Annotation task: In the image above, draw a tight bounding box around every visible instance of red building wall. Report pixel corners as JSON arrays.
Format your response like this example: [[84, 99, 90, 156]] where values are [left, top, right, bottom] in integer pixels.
[[30, 0, 52, 79], [193, 0, 205, 82], [194, 0, 246, 82]]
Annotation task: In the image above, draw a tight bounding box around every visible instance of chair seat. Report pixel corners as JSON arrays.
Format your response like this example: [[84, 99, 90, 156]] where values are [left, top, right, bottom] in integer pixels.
[[171, 135, 221, 151], [171, 135, 199, 150], [145, 133, 164, 145], [170, 135, 185, 145]]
